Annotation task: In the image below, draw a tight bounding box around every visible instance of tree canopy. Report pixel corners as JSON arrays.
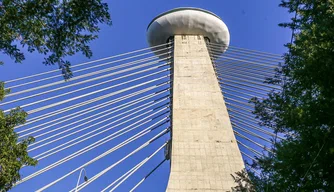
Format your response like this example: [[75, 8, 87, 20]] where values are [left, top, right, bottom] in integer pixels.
[[232, 0, 334, 191], [0, 0, 111, 191], [0, 0, 112, 78], [0, 83, 37, 191]]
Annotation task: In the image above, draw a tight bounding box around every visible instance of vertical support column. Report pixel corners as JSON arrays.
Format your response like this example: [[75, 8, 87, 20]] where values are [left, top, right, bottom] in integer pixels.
[[167, 35, 244, 192]]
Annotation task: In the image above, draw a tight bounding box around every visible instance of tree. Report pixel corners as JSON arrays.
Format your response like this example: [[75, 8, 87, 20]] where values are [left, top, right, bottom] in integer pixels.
[[0, 82, 37, 192], [231, 169, 256, 192], [0, 0, 112, 78], [0, 0, 111, 190], [232, 0, 334, 191]]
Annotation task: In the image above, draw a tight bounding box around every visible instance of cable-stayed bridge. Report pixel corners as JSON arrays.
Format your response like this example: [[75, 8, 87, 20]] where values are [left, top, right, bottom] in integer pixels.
[[2, 7, 285, 192]]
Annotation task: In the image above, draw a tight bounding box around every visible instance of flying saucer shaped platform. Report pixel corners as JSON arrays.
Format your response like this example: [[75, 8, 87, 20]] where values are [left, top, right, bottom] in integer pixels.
[[147, 7, 230, 55]]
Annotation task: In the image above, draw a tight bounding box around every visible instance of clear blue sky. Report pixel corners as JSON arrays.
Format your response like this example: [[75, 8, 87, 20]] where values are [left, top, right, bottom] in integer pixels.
[[1, 1, 292, 191]]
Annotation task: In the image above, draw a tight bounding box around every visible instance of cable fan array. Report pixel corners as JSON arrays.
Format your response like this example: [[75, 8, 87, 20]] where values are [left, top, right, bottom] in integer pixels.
[[3, 42, 173, 192], [206, 42, 285, 173], [1, 39, 287, 191]]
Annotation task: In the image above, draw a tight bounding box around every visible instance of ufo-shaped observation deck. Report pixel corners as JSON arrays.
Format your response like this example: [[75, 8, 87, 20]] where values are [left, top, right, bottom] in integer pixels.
[[147, 7, 230, 54]]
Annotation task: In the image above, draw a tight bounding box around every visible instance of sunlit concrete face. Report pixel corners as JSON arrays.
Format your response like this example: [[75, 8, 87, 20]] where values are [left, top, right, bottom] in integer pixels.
[[166, 35, 244, 191]]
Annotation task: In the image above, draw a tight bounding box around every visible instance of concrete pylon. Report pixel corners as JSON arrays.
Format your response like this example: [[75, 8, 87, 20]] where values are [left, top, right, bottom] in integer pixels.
[[147, 8, 244, 191]]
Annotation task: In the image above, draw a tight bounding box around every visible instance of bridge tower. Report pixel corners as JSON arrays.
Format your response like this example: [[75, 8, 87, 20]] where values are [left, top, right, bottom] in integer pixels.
[[147, 8, 245, 191]]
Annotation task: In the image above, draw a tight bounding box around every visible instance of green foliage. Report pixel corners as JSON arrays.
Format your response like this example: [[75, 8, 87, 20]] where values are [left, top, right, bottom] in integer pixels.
[[0, 82, 10, 101], [0, 87, 37, 191], [231, 169, 256, 192], [0, 0, 112, 79], [232, 0, 334, 191]]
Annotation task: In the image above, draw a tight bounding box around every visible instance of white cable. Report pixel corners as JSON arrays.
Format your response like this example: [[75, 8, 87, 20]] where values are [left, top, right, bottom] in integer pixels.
[[208, 47, 283, 63], [234, 130, 267, 150], [231, 110, 293, 137], [28, 97, 169, 151], [10, 62, 170, 114], [33, 112, 169, 162], [100, 143, 165, 192], [129, 159, 166, 192], [23, 90, 168, 139], [216, 63, 275, 75], [220, 79, 274, 92], [231, 117, 273, 136], [225, 97, 256, 107], [222, 87, 265, 99], [217, 71, 269, 83], [14, 64, 170, 123], [15, 86, 163, 129], [226, 101, 253, 112], [220, 75, 276, 89], [216, 64, 275, 77], [27, 93, 169, 143], [207, 42, 282, 57], [24, 71, 171, 115], [33, 126, 169, 191], [223, 92, 255, 102], [7, 48, 171, 90], [220, 74, 279, 89], [226, 102, 253, 113], [18, 85, 169, 136], [19, 114, 169, 184], [72, 131, 168, 191], [107, 143, 165, 192], [240, 151, 257, 162], [101, 159, 146, 192], [225, 97, 253, 107], [5, 53, 170, 99], [5, 42, 172, 84], [21, 79, 171, 127], [230, 112, 283, 135], [215, 60, 278, 74], [16, 84, 165, 130], [231, 119, 283, 139], [228, 106, 259, 117], [214, 56, 279, 68], [210, 50, 282, 66], [34, 116, 169, 164], [220, 82, 269, 95], [216, 65, 276, 78], [230, 110, 262, 124], [226, 100, 255, 111], [31, 99, 169, 159], [218, 65, 273, 77], [3, 57, 170, 108], [237, 140, 263, 157], [230, 112, 264, 127], [216, 67, 274, 80], [7, 47, 172, 89], [212, 55, 278, 68], [233, 124, 272, 143]]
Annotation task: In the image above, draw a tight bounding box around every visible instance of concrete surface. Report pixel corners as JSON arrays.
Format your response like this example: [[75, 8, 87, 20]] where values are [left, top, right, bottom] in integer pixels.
[[166, 35, 244, 192]]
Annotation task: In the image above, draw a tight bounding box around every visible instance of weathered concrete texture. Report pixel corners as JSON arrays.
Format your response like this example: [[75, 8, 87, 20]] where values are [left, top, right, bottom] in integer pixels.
[[166, 35, 244, 192]]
